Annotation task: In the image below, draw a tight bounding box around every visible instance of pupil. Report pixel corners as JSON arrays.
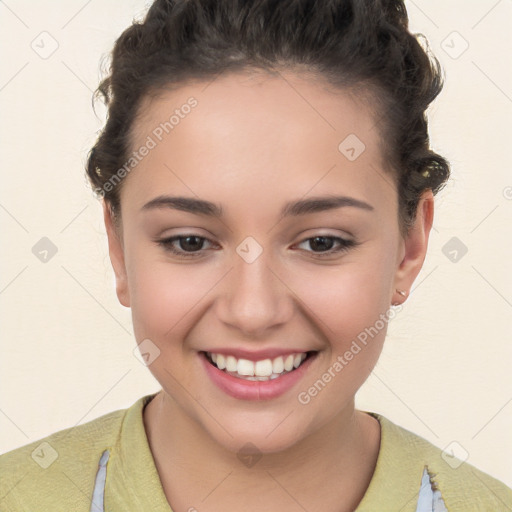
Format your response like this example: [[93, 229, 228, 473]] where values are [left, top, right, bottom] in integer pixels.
[[311, 237, 333, 252], [181, 236, 202, 252]]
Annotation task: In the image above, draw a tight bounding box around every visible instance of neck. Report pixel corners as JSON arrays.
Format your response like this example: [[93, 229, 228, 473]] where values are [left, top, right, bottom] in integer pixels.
[[143, 391, 380, 512]]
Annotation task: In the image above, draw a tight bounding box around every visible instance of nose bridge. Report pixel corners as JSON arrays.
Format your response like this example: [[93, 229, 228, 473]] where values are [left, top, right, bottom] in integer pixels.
[[216, 241, 293, 335]]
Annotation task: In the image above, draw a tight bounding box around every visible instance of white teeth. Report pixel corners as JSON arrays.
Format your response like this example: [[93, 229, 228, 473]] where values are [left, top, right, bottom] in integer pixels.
[[207, 351, 310, 380], [216, 354, 226, 370], [272, 356, 284, 374], [254, 359, 273, 377], [246, 375, 276, 381], [237, 358, 255, 376], [225, 355, 237, 372], [284, 355, 294, 371]]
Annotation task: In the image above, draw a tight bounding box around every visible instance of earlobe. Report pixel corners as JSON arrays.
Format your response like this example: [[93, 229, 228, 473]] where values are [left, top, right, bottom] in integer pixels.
[[102, 200, 130, 308], [392, 189, 434, 305]]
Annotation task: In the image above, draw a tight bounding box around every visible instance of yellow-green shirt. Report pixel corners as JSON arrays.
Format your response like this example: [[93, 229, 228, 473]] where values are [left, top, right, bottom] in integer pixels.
[[1, 392, 511, 511]]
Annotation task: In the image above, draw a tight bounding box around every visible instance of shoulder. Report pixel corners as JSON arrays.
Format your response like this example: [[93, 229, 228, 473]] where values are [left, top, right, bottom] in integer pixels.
[[0, 397, 142, 511], [373, 412, 512, 511]]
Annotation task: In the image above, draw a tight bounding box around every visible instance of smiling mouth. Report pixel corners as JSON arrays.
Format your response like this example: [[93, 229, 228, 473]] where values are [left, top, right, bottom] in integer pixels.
[[203, 351, 316, 381]]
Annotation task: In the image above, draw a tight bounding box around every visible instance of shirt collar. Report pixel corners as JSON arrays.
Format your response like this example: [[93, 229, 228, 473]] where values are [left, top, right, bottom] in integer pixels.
[[105, 392, 171, 511], [101, 394, 440, 511]]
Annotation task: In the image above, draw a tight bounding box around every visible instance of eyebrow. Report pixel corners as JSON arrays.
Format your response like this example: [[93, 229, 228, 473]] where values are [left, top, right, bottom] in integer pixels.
[[141, 194, 374, 218]]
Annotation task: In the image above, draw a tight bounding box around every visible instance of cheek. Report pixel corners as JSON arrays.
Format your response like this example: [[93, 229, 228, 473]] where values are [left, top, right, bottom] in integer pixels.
[[126, 253, 219, 394], [285, 249, 396, 399], [289, 253, 395, 340], [126, 247, 218, 343], [291, 282, 389, 417]]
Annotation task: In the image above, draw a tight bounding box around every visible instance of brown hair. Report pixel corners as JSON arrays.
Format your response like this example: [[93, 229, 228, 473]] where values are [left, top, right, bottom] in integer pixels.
[[86, 0, 450, 237]]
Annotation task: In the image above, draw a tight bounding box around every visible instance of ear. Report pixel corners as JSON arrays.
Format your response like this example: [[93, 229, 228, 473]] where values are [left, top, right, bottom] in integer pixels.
[[102, 200, 130, 307], [392, 189, 434, 304]]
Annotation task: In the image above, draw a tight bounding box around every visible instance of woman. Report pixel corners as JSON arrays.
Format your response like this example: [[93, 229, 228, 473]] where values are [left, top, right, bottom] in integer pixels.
[[1, 1, 511, 510]]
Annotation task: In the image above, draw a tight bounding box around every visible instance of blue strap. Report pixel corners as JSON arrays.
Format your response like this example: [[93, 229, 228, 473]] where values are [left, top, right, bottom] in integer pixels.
[[90, 449, 110, 512], [88, 450, 445, 511], [415, 466, 448, 512]]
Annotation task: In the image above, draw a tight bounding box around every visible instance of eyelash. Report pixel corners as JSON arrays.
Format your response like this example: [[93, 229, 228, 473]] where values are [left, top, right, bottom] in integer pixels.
[[157, 234, 358, 259]]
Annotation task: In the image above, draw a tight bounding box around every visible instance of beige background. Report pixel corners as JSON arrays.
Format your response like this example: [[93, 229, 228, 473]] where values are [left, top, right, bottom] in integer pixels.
[[1, 0, 511, 488]]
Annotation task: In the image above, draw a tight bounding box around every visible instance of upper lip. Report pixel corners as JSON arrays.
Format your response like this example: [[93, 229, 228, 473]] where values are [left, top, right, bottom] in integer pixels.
[[201, 348, 316, 361]]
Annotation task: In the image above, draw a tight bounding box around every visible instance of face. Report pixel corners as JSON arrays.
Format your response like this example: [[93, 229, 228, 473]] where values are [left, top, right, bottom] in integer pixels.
[[104, 70, 432, 454]]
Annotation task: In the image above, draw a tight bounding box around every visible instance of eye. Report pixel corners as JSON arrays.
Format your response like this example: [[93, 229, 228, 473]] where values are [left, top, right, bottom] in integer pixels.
[[157, 235, 216, 258], [157, 234, 358, 259], [295, 235, 357, 257]]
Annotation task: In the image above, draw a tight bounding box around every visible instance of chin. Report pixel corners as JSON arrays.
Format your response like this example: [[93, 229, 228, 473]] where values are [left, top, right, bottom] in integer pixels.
[[196, 406, 323, 460]]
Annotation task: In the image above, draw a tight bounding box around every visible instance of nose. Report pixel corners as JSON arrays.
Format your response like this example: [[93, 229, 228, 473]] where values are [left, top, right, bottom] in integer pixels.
[[214, 249, 294, 338]]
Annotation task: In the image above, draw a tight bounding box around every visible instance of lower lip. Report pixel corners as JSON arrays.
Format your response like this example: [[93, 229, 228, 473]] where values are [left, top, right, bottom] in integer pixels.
[[200, 351, 317, 401]]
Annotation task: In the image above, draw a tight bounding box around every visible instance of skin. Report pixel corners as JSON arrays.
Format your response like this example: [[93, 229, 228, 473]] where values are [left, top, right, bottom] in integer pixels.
[[103, 69, 433, 512]]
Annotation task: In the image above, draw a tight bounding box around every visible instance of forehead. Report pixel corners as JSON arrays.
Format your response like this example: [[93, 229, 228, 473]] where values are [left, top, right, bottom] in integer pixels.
[[123, 70, 393, 214]]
